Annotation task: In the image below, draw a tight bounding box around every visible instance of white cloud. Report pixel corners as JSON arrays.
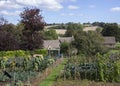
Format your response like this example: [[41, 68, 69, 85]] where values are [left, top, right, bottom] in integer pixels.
[[89, 5, 95, 8], [39, 0, 63, 10], [110, 7, 120, 12], [68, 5, 79, 10], [68, 13, 75, 16], [15, 0, 63, 10], [61, 13, 66, 16], [0, 0, 63, 11], [61, 12, 83, 16], [0, 0, 22, 9], [69, 0, 77, 2], [15, 0, 39, 6], [78, 13, 84, 16], [61, 13, 75, 16], [0, 10, 21, 16]]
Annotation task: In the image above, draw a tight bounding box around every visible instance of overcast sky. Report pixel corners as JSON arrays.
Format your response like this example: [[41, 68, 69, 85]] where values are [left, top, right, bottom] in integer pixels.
[[0, 0, 120, 24]]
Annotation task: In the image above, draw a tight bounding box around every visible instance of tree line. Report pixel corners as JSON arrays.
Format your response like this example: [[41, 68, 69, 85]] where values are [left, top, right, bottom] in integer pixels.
[[0, 7, 120, 54], [0, 8, 45, 51]]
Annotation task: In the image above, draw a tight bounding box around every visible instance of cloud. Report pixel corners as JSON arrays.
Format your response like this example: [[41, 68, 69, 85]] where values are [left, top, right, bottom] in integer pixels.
[[61, 13, 75, 16], [0, 10, 21, 16], [0, 0, 63, 11], [68, 13, 75, 16], [15, 0, 63, 10], [61, 13, 66, 16], [68, 5, 79, 10], [0, 0, 79, 11], [61, 13, 83, 16], [89, 5, 95, 8], [0, 0, 22, 9], [39, 0, 63, 10], [110, 7, 120, 12], [69, 0, 77, 2]]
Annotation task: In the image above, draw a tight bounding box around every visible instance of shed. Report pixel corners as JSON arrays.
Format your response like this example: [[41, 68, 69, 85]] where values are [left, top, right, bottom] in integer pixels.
[[43, 40, 60, 57], [58, 36, 74, 43], [103, 37, 116, 48]]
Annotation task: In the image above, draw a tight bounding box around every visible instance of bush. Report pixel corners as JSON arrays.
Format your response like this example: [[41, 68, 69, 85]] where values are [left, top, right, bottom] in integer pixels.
[[0, 50, 30, 59], [34, 49, 48, 56]]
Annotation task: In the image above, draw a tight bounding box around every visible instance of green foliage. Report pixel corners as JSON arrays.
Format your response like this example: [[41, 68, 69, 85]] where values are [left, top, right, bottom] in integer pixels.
[[34, 49, 48, 56], [66, 22, 83, 30], [62, 53, 120, 82], [60, 42, 70, 56], [115, 42, 120, 49], [0, 50, 30, 58], [0, 30, 19, 51], [73, 31, 105, 56], [39, 59, 66, 86], [0, 54, 56, 84], [65, 22, 83, 36], [20, 7, 45, 50], [43, 29, 58, 40], [101, 23, 120, 42]]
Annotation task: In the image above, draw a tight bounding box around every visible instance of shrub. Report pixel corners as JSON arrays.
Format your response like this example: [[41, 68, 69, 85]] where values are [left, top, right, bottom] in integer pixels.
[[34, 49, 48, 56]]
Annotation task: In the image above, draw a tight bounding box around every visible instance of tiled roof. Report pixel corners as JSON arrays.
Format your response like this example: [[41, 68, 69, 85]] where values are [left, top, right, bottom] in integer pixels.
[[103, 37, 116, 44], [43, 40, 60, 50], [43, 36, 74, 50], [58, 37, 74, 43]]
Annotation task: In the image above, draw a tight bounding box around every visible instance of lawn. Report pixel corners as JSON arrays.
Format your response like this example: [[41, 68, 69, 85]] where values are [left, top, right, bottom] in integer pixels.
[[39, 58, 66, 86], [53, 79, 120, 86]]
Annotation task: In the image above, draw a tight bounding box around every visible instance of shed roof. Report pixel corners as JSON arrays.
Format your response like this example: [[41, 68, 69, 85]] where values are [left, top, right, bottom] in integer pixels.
[[103, 37, 116, 44], [43, 40, 60, 50], [58, 37, 74, 43]]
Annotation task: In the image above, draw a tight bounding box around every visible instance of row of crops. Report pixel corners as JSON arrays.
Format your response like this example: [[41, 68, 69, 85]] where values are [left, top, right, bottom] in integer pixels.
[[0, 50, 56, 86], [61, 53, 120, 82]]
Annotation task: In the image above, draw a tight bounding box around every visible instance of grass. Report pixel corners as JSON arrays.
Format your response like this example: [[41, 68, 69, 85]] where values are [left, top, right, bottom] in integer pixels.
[[53, 79, 120, 86], [53, 79, 89, 86], [39, 58, 66, 86], [109, 50, 119, 53]]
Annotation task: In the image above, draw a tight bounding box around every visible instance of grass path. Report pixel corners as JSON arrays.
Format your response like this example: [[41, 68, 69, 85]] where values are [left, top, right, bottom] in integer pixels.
[[39, 59, 66, 86]]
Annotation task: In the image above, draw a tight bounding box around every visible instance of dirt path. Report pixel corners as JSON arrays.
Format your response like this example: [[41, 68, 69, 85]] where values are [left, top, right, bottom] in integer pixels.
[[31, 58, 63, 86]]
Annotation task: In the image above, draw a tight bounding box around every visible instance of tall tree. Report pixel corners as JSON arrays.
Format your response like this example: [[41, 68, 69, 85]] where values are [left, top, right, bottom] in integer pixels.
[[20, 8, 45, 50], [0, 16, 8, 28], [65, 22, 83, 37], [43, 29, 58, 40], [20, 8, 45, 32], [0, 17, 19, 50], [0, 30, 19, 51], [101, 23, 120, 42], [60, 41, 71, 56], [73, 30, 104, 56]]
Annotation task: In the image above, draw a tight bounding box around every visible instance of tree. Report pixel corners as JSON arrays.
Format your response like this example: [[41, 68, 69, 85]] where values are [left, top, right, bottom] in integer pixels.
[[20, 7, 45, 50], [65, 22, 83, 37], [60, 42, 70, 56], [92, 22, 105, 27], [20, 32, 43, 50], [73, 30, 105, 56], [0, 30, 19, 51], [0, 16, 8, 28], [0, 17, 19, 50], [101, 23, 120, 42], [1, 23, 16, 33], [43, 29, 58, 40], [20, 8, 45, 32]]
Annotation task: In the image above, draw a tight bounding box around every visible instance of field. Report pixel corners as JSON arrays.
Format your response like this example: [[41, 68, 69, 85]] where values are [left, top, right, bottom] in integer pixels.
[[0, 50, 120, 86], [51, 53, 120, 86], [0, 50, 62, 86]]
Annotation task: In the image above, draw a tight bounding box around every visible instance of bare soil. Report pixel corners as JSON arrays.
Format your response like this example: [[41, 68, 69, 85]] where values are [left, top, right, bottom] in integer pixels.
[[53, 80, 120, 86]]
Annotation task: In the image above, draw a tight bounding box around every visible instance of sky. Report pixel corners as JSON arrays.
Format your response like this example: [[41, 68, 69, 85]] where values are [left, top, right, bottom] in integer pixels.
[[0, 0, 120, 24]]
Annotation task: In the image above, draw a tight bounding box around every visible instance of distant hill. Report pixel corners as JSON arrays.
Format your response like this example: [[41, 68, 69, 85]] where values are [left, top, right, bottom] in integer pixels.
[[45, 24, 102, 35], [83, 26, 101, 32]]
